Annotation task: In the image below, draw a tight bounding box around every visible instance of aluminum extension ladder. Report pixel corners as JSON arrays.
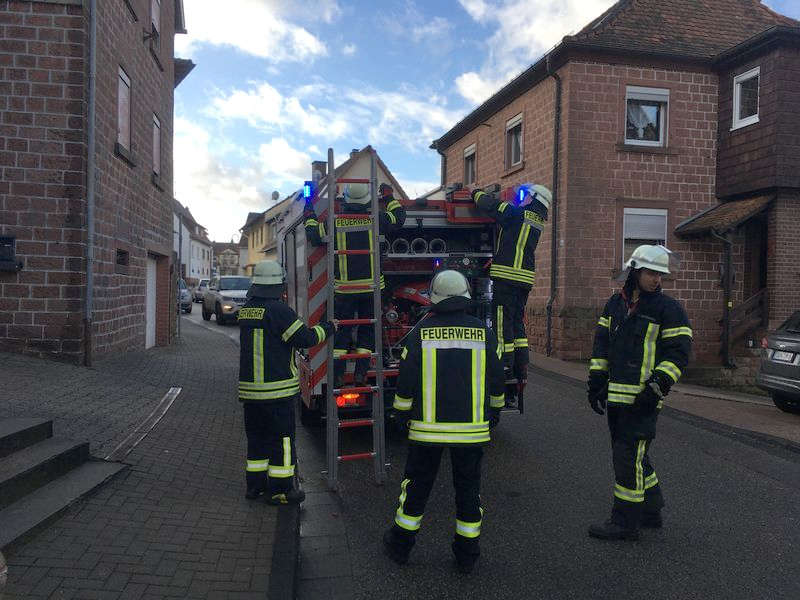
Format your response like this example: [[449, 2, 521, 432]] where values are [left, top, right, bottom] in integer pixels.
[[324, 147, 386, 491]]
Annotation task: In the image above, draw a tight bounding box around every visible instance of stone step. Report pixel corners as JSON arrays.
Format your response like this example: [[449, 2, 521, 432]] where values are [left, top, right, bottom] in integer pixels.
[[0, 459, 126, 550], [0, 418, 52, 459], [0, 437, 89, 510]]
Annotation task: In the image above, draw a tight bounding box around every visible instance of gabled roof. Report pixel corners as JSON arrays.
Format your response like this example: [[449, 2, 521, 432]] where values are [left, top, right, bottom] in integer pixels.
[[241, 212, 263, 232], [313, 145, 411, 202], [432, 0, 798, 151], [674, 195, 774, 237]]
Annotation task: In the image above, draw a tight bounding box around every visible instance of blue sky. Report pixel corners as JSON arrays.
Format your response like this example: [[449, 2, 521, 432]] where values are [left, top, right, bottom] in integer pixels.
[[174, 0, 800, 243]]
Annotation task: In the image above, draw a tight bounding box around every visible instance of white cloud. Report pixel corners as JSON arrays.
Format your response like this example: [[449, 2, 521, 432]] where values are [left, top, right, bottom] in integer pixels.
[[342, 43, 357, 56], [411, 17, 452, 41], [454, 0, 616, 104], [175, 0, 327, 62], [396, 177, 441, 199], [256, 139, 312, 185]]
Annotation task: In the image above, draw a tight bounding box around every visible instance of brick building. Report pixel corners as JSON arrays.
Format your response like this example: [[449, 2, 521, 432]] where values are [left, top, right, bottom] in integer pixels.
[[0, 0, 192, 363], [431, 0, 800, 383]]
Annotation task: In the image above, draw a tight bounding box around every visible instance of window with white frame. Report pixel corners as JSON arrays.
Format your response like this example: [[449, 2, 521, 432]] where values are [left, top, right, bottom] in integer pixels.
[[622, 208, 667, 267], [625, 86, 669, 147], [117, 67, 131, 150], [463, 143, 476, 185], [732, 66, 759, 130], [505, 114, 522, 168], [152, 114, 161, 176]]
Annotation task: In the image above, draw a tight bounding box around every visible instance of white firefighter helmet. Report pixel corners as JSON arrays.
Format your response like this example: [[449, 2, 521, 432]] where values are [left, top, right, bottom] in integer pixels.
[[625, 244, 671, 274], [517, 183, 552, 211], [429, 270, 471, 304], [251, 260, 285, 285], [344, 182, 370, 205]]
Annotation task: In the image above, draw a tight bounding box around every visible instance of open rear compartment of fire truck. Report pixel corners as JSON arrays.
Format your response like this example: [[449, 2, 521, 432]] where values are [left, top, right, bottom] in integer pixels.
[[281, 184, 497, 430]]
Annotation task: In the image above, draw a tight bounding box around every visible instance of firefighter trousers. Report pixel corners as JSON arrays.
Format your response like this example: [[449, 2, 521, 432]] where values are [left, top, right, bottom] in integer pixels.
[[243, 400, 297, 495], [388, 444, 484, 560], [333, 292, 374, 379], [492, 282, 529, 378], [607, 406, 664, 528]]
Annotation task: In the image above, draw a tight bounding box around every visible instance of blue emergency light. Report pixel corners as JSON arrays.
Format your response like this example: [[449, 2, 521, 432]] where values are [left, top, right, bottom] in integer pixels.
[[303, 181, 312, 200]]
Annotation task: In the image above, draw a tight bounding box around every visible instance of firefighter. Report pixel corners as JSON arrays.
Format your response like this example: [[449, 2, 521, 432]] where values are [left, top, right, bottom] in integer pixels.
[[382, 269, 505, 574], [471, 184, 552, 406], [237, 260, 336, 505], [587, 245, 692, 540], [304, 182, 405, 386]]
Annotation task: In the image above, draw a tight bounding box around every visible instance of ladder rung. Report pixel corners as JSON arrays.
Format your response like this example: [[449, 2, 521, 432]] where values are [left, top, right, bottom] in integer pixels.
[[337, 318, 376, 325], [338, 418, 375, 429], [336, 283, 376, 291], [335, 249, 374, 255], [335, 352, 375, 360], [334, 385, 378, 394], [338, 451, 375, 462], [336, 178, 369, 184]]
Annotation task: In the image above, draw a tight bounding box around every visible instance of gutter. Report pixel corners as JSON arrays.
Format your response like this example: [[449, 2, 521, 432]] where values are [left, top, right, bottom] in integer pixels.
[[545, 56, 562, 357], [84, 0, 97, 367]]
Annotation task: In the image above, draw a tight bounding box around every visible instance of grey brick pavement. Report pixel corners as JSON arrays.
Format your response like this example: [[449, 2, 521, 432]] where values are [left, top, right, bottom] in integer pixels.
[[2, 320, 284, 599]]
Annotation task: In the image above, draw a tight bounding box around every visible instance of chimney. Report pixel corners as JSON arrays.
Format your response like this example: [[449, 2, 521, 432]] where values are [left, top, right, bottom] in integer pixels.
[[311, 160, 326, 182], [350, 148, 359, 158]]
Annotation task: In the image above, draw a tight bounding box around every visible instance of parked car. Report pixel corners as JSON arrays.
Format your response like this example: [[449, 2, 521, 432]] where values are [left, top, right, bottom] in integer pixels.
[[177, 279, 192, 314], [756, 310, 800, 414], [201, 276, 251, 325], [194, 278, 209, 303]]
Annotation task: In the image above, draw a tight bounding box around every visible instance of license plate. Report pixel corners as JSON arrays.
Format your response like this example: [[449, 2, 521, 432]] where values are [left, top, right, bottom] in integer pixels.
[[773, 350, 795, 362]]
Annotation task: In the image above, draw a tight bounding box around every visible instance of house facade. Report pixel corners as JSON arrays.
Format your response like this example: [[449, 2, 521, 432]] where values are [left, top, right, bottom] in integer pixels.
[[212, 241, 240, 277], [240, 196, 292, 274], [172, 199, 211, 285], [431, 0, 800, 383], [0, 0, 192, 363]]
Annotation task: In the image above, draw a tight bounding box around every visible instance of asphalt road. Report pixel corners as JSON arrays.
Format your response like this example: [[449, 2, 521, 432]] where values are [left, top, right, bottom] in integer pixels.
[[181, 301, 241, 346], [296, 365, 800, 600]]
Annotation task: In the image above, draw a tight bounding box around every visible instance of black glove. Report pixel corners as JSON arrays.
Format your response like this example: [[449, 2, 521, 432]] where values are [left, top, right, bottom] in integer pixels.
[[587, 372, 608, 415], [488, 407, 501, 429], [634, 381, 662, 416], [319, 320, 336, 340]]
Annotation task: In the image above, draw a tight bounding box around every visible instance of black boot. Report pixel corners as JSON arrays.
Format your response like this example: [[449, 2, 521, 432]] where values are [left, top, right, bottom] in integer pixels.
[[588, 502, 641, 541], [382, 528, 412, 565], [245, 488, 264, 500], [266, 484, 305, 506], [641, 512, 663, 528], [451, 540, 479, 574]]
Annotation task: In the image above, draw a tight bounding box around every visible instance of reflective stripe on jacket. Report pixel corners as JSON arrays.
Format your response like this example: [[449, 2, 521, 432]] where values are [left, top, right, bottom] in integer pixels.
[[474, 190, 546, 290], [238, 298, 329, 402], [392, 311, 506, 446], [589, 290, 692, 405]]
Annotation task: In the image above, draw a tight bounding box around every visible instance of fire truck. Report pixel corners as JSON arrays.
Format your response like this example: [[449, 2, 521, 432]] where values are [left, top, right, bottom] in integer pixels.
[[279, 148, 500, 431]]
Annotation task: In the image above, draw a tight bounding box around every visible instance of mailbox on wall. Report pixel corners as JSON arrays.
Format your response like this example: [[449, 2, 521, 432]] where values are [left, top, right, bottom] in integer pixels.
[[0, 236, 23, 272]]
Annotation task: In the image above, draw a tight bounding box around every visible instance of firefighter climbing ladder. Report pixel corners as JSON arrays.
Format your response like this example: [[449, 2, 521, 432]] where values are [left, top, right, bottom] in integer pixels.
[[324, 147, 387, 491]]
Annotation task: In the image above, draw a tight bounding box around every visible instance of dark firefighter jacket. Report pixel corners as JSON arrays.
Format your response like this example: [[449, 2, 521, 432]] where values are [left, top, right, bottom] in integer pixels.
[[473, 190, 547, 290], [589, 289, 692, 406], [392, 309, 506, 445], [304, 197, 406, 293], [238, 298, 331, 402]]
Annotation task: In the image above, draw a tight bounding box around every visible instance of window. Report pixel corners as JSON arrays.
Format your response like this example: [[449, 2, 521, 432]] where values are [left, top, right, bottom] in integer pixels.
[[732, 66, 759, 130], [150, 0, 161, 48], [117, 67, 131, 150], [505, 114, 522, 168], [152, 114, 161, 176], [625, 86, 669, 147], [115, 248, 130, 275], [622, 208, 667, 267], [463, 144, 476, 185]]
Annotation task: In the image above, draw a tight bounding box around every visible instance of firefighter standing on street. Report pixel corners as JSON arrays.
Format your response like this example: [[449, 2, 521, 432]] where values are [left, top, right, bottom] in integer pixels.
[[471, 184, 551, 406], [304, 182, 405, 386], [237, 260, 336, 505], [587, 245, 692, 540], [383, 270, 505, 574]]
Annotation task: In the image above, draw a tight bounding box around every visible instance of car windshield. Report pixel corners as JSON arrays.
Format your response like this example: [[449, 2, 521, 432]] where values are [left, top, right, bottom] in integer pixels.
[[219, 277, 251, 291], [779, 311, 800, 334]]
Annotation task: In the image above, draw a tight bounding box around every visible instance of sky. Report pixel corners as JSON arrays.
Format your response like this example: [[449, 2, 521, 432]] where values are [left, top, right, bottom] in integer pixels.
[[173, 0, 800, 244]]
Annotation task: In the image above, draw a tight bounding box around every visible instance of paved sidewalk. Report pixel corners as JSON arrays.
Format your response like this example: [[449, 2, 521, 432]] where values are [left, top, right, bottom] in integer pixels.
[[2, 319, 291, 599], [531, 352, 800, 447]]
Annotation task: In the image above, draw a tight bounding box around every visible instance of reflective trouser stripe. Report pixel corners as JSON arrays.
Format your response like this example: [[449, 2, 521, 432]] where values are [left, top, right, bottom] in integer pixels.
[[246, 459, 268, 472], [645, 472, 659, 489], [589, 358, 608, 371], [395, 479, 422, 531], [496, 305, 504, 358], [490, 394, 505, 408], [456, 510, 483, 539], [268, 436, 294, 478], [614, 439, 647, 503]]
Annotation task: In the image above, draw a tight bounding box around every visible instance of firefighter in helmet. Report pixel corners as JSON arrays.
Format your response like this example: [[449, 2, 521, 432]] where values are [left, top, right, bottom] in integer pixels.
[[587, 245, 692, 539], [237, 260, 336, 504], [382, 269, 505, 574], [471, 183, 552, 405], [304, 182, 405, 386]]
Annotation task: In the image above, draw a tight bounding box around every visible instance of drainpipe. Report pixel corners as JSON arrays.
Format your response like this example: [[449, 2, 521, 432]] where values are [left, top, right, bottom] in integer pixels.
[[435, 145, 447, 189], [711, 229, 736, 368], [545, 56, 562, 356], [84, 0, 97, 367]]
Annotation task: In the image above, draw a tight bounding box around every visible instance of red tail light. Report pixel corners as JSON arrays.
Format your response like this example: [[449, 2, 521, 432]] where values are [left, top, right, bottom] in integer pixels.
[[760, 337, 769, 349], [336, 393, 361, 407]]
